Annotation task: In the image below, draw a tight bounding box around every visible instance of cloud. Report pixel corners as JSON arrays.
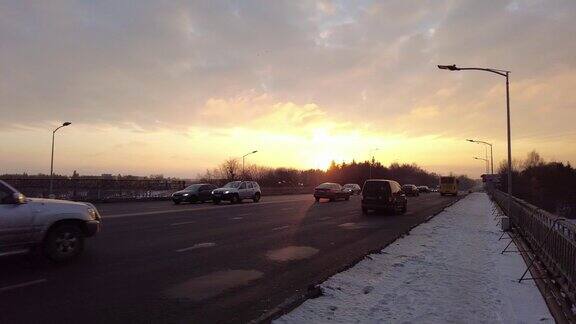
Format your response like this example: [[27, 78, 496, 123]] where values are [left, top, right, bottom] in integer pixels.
[[1, 0, 576, 176]]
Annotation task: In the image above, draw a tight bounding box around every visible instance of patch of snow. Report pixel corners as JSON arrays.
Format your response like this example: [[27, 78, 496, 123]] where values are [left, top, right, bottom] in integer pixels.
[[275, 193, 553, 323]]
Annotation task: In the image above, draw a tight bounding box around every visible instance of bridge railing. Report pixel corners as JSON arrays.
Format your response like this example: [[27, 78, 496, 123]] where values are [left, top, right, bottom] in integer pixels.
[[490, 189, 576, 305], [1, 178, 186, 202]]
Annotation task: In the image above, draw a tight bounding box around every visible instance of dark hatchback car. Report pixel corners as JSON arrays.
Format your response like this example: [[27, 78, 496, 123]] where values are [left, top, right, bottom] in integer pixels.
[[362, 179, 407, 215], [314, 183, 351, 202], [172, 183, 218, 204], [401, 184, 420, 197]]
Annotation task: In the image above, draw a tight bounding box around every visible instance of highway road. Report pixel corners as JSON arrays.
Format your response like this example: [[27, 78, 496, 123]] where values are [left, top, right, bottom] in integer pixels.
[[0, 193, 460, 323]]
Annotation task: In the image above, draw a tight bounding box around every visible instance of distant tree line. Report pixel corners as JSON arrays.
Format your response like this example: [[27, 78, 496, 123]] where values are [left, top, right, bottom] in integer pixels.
[[198, 158, 477, 190], [497, 150, 576, 217]]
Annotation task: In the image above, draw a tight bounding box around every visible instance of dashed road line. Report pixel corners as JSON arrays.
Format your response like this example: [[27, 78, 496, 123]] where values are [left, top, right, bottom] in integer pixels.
[[176, 242, 216, 253], [231, 217, 243, 220], [0, 279, 47, 293], [103, 198, 308, 219], [271, 225, 291, 231], [171, 221, 196, 226]]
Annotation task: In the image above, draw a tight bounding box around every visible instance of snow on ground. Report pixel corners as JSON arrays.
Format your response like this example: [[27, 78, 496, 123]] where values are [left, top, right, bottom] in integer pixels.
[[275, 193, 553, 324]]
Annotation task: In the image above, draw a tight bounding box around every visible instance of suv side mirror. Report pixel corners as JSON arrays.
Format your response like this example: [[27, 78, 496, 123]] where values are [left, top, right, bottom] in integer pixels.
[[12, 192, 26, 204]]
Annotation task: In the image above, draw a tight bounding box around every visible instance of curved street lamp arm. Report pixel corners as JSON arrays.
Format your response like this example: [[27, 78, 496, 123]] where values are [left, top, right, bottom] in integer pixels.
[[456, 67, 509, 77], [470, 139, 492, 147], [53, 125, 65, 134]]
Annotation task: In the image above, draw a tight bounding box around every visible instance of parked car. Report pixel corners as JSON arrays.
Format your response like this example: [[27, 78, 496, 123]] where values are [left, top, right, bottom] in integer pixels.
[[417, 185, 431, 193], [362, 179, 407, 215], [314, 183, 351, 202], [0, 180, 101, 262], [402, 184, 420, 196], [343, 183, 362, 195], [211, 181, 261, 204], [172, 183, 218, 204]]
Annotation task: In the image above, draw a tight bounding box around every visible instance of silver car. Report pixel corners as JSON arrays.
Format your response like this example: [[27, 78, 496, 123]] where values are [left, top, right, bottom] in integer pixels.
[[211, 181, 261, 204], [0, 180, 101, 262]]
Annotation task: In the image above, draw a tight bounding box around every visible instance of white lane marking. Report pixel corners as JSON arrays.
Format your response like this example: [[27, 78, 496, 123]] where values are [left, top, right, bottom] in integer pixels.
[[104, 198, 307, 219], [231, 217, 243, 220], [176, 242, 216, 253], [0, 279, 47, 292], [272, 225, 291, 231], [171, 221, 196, 226]]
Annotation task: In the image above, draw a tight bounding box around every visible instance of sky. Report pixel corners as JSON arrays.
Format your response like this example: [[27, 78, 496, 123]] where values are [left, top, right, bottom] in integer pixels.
[[1, 0, 576, 178]]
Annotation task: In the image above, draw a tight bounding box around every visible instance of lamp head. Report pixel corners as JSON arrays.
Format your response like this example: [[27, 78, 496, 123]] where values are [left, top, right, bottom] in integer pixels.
[[62, 122, 72, 127], [438, 64, 459, 71]]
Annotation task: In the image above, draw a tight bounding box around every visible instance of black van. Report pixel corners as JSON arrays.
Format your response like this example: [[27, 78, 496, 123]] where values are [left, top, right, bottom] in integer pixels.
[[361, 179, 407, 215]]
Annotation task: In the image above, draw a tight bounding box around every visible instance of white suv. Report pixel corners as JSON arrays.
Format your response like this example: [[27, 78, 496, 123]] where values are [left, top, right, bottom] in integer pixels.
[[0, 180, 101, 262], [211, 181, 261, 204]]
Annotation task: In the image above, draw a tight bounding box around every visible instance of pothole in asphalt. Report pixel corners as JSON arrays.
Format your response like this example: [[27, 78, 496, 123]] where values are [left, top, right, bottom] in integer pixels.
[[166, 269, 263, 301], [266, 246, 319, 262]]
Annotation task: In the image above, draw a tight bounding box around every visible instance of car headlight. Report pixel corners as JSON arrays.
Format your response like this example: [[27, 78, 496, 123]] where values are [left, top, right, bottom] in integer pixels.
[[183, 193, 189, 196], [224, 190, 230, 194], [87, 207, 98, 220]]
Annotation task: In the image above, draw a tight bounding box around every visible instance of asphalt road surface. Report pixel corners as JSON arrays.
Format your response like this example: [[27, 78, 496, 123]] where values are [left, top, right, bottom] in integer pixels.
[[0, 193, 460, 324]]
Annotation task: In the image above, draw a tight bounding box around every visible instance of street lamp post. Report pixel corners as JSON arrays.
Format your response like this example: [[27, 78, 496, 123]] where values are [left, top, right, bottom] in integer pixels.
[[369, 148, 379, 179], [242, 150, 258, 178], [49, 122, 72, 197], [439, 64, 512, 215], [466, 139, 494, 174], [473, 157, 489, 174]]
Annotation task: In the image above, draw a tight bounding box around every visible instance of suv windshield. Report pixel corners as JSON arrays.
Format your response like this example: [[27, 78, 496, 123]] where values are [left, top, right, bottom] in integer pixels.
[[223, 181, 242, 188]]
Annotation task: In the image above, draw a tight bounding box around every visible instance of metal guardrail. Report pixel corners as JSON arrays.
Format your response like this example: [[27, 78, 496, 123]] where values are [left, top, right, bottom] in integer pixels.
[[490, 189, 576, 305], [1, 178, 186, 201], [1, 178, 317, 202]]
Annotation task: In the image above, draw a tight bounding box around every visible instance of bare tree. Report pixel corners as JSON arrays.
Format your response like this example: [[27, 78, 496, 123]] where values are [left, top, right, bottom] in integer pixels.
[[523, 150, 545, 170], [220, 158, 241, 180]]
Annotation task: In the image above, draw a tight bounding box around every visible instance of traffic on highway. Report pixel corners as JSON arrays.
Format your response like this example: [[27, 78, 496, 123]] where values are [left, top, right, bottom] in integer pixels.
[[0, 179, 460, 323]]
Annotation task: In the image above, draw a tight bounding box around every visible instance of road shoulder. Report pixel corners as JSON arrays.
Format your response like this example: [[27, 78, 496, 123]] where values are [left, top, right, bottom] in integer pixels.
[[274, 193, 553, 323]]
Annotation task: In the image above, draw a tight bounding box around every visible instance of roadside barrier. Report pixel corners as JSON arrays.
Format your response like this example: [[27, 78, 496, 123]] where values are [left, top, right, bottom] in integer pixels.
[[489, 189, 576, 308]]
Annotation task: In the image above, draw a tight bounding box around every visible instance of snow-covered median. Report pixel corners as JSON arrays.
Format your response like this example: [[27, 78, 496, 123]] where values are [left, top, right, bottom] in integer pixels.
[[276, 193, 553, 323]]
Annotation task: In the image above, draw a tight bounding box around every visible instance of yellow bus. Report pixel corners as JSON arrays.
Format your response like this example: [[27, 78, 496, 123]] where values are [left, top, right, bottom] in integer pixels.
[[439, 176, 458, 196]]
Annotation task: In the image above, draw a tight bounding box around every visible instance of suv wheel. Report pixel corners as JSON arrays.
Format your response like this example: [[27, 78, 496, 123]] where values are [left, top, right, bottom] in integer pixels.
[[44, 224, 84, 262], [231, 194, 240, 204], [253, 192, 261, 202]]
